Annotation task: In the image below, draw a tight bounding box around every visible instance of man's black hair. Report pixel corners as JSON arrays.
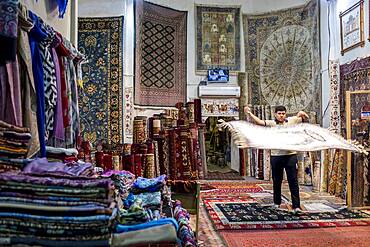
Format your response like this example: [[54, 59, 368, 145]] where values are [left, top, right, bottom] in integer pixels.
[[275, 105, 287, 113]]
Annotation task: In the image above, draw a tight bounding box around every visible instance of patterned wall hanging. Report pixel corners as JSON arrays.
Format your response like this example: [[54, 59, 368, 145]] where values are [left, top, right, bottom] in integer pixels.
[[243, 0, 321, 118], [195, 5, 241, 71], [135, 0, 187, 106], [339, 56, 370, 134], [329, 60, 340, 134], [78, 16, 124, 147], [124, 87, 134, 139]]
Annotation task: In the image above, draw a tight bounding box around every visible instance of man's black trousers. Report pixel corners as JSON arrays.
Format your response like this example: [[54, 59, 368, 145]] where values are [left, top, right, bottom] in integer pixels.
[[271, 154, 300, 209]]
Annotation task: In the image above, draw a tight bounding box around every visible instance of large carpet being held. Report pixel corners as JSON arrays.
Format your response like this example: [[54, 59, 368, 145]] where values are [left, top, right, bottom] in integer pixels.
[[219, 121, 367, 154], [134, 0, 187, 106], [243, 0, 321, 118], [78, 17, 124, 147]]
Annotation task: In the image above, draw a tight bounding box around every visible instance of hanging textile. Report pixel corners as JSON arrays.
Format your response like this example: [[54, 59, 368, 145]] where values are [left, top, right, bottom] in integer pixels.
[[28, 10, 48, 157], [0, 0, 19, 64], [78, 16, 124, 147], [243, 0, 321, 117], [134, 0, 187, 106], [18, 4, 40, 157], [39, 19, 57, 142]]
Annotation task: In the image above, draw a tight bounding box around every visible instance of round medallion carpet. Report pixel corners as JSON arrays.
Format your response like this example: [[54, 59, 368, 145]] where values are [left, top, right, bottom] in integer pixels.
[[219, 226, 370, 247]]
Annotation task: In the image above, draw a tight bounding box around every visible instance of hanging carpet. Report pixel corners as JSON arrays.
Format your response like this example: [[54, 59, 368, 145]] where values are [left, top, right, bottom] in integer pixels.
[[195, 5, 241, 71], [243, 0, 321, 118], [134, 0, 187, 106], [78, 16, 124, 147]]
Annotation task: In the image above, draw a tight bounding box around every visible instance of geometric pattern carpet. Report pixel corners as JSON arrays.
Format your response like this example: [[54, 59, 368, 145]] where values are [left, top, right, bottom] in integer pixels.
[[199, 181, 370, 246], [202, 181, 370, 230], [134, 0, 187, 106], [205, 197, 370, 230]]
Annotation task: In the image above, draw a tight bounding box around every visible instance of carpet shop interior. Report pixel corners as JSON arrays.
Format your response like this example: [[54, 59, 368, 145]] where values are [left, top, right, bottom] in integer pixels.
[[1, 0, 370, 246]]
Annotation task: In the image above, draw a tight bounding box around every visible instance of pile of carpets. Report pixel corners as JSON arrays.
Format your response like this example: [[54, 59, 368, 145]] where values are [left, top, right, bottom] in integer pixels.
[[0, 120, 31, 172], [0, 160, 115, 247]]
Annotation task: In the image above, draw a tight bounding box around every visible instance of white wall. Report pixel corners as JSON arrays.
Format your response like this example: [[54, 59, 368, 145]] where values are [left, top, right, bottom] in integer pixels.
[[21, 0, 72, 40]]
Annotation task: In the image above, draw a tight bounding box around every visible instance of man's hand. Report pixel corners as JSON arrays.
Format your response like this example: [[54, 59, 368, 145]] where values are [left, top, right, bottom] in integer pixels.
[[244, 106, 251, 115], [297, 111, 309, 121]]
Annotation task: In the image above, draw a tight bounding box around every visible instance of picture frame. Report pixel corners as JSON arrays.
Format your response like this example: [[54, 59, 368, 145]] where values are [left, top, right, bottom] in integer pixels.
[[339, 0, 364, 55]]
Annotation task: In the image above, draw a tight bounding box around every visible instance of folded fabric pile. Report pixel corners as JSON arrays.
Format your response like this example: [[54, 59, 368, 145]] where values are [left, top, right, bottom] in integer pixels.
[[0, 121, 31, 172], [174, 200, 197, 247], [102, 170, 136, 200], [111, 218, 179, 247], [46, 146, 79, 163], [0, 162, 115, 246], [119, 175, 167, 225], [24, 157, 94, 177]]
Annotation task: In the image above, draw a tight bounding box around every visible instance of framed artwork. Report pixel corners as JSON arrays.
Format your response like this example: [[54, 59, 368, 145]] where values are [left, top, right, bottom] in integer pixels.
[[339, 0, 364, 55]]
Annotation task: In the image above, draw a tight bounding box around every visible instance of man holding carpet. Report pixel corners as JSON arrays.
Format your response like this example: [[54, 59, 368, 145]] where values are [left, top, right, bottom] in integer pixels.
[[244, 105, 309, 214]]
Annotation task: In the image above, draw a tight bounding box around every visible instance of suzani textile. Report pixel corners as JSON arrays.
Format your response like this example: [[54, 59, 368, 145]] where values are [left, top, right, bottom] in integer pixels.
[[196, 5, 241, 71], [243, 0, 320, 117], [135, 0, 187, 106], [78, 17, 124, 146]]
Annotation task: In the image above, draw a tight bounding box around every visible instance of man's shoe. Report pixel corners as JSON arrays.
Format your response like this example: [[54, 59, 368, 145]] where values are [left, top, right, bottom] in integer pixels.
[[292, 208, 303, 214]]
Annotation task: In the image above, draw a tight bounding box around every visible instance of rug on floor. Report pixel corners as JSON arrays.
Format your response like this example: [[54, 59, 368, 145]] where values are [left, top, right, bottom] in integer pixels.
[[200, 181, 265, 200], [204, 198, 370, 230], [206, 170, 244, 180], [219, 226, 370, 247]]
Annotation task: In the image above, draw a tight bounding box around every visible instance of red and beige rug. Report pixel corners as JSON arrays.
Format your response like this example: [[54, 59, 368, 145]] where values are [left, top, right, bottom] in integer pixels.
[[219, 226, 370, 247]]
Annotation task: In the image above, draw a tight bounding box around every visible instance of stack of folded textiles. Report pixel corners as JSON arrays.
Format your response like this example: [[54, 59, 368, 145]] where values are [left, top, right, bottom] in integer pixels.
[[111, 175, 182, 247], [46, 146, 79, 163], [0, 121, 31, 172], [174, 200, 197, 247], [0, 160, 115, 247]]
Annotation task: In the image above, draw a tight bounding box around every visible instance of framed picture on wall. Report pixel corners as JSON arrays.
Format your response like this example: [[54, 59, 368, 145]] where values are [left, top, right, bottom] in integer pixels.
[[339, 0, 364, 55]]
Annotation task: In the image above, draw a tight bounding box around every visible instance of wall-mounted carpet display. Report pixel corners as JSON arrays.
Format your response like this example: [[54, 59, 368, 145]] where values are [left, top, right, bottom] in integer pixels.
[[340, 56, 370, 204], [134, 0, 187, 106], [243, 0, 320, 117], [339, 56, 370, 135], [78, 16, 124, 147], [195, 5, 241, 71]]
